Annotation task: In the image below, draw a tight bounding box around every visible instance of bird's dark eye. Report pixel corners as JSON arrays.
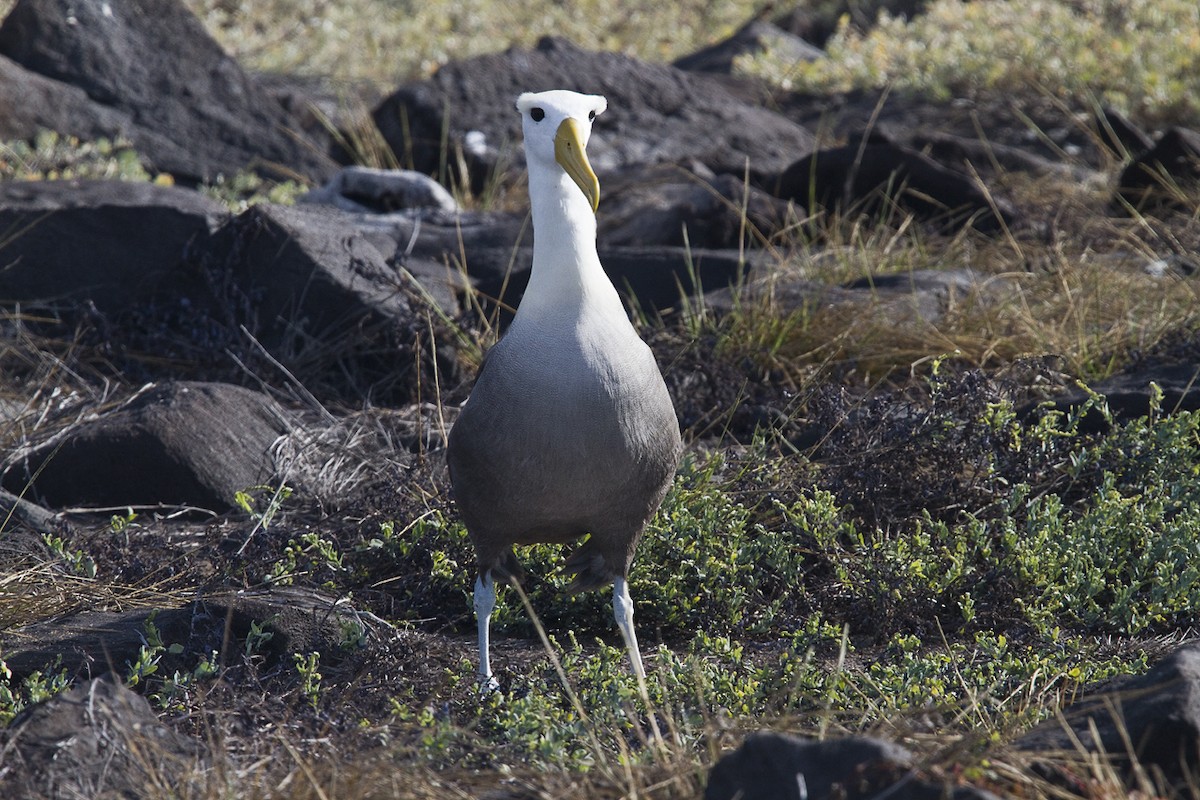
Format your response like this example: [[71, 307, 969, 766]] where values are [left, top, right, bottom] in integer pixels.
[[588, 110, 596, 121], [530, 107, 545, 122]]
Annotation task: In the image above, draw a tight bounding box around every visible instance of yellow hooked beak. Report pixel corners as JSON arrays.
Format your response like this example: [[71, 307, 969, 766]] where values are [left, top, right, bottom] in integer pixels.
[[554, 117, 600, 212]]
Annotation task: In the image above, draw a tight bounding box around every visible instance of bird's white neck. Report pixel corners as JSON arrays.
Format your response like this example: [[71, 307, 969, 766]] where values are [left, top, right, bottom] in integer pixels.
[[514, 166, 624, 324]]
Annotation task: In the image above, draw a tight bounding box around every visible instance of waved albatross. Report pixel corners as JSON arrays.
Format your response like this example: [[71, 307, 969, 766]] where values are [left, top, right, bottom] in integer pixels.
[[447, 89, 682, 686]]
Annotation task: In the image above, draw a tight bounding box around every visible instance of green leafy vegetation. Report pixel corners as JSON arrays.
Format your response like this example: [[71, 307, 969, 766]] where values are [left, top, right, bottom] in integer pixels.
[[337, 379, 1199, 770], [0, 130, 156, 182], [294, 651, 323, 710], [267, 530, 346, 589], [201, 171, 306, 209], [40, 532, 97, 579], [745, 0, 1200, 124], [0, 658, 69, 726]]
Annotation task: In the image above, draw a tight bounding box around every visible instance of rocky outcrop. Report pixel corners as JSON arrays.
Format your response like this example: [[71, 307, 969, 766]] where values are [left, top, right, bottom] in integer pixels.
[[769, 131, 1019, 232], [706, 731, 997, 800], [0, 675, 203, 800], [372, 36, 816, 192], [301, 166, 461, 214], [0, 0, 334, 183], [0, 588, 380, 681], [1117, 127, 1200, 210], [0, 179, 226, 314], [673, 13, 825, 74], [1018, 642, 1200, 780], [599, 167, 792, 249], [0, 54, 134, 145], [2, 381, 290, 511]]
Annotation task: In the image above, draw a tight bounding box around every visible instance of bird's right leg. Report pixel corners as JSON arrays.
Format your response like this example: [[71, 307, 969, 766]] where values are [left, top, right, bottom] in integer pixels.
[[474, 571, 500, 692], [613, 576, 647, 680]]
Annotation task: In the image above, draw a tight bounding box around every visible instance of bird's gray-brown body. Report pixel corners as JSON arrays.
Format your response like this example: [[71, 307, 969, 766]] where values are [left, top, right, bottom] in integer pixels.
[[448, 295, 680, 592], [446, 89, 681, 685]]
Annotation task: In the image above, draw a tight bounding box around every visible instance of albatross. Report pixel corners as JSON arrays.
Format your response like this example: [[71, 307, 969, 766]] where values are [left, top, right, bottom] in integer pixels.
[[447, 89, 682, 687]]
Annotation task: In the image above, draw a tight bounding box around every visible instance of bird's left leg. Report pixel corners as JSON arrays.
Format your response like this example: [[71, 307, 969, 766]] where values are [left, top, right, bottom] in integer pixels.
[[474, 571, 500, 693], [612, 576, 646, 679]]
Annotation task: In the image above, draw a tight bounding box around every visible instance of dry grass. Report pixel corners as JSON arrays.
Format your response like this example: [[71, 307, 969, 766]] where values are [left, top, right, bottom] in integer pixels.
[[689, 171, 1199, 389], [181, 0, 763, 86]]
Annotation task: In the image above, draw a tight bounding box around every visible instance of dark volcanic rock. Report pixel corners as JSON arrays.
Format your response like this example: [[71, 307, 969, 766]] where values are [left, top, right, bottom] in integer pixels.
[[706, 730, 996, 800], [1091, 106, 1155, 159], [600, 168, 793, 248], [373, 36, 815, 191], [600, 247, 759, 312], [840, 268, 1013, 326], [704, 267, 1014, 330], [462, 245, 760, 322], [2, 381, 290, 511], [0, 488, 59, 538], [0, 588, 377, 681], [203, 203, 412, 346], [1022, 362, 1200, 432], [706, 732, 912, 800], [673, 14, 824, 74], [771, 132, 1018, 232], [0, 0, 334, 183], [0, 179, 226, 314], [918, 130, 1095, 182], [0, 675, 202, 800], [1088, 363, 1200, 418], [0, 54, 134, 144], [1018, 642, 1200, 781], [197, 202, 450, 400], [0, 181, 449, 402], [301, 166, 461, 214], [347, 203, 764, 319], [1116, 127, 1200, 210], [775, 88, 1115, 183]]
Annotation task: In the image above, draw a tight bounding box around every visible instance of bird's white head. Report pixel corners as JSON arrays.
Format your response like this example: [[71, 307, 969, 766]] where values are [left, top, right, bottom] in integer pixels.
[[516, 89, 607, 212]]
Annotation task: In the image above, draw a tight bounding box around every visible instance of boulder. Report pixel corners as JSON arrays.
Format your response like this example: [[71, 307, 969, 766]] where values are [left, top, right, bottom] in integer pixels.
[[300, 166, 461, 214], [197, 202, 453, 401], [0, 488, 60, 538], [2, 381, 290, 511], [706, 731, 996, 800], [0, 588, 378, 681], [706, 732, 912, 800], [673, 14, 824, 74], [704, 266, 1012, 329], [1017, 642, 1200, 781], [0, 675, 202, 800], [1021, 362, 1200, 433], [343, 203, 763, 319], [461, 245, 761, 323], [0, 179, 226, 314], [0, 54, 135, 145], [1116, 127, 1200, 210], [599, 247, 760, 312], [770, 132, 1018, 232], [203, 203, 412, 343], [0, 181, 451, 401], [0, 0, 334, 183], [1091, 106, 1154, 160], [918, 130, 1098, 183], [839, 268, 1012, 326], [600, 167, 793, 248], [372, 36, 815, 192]]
